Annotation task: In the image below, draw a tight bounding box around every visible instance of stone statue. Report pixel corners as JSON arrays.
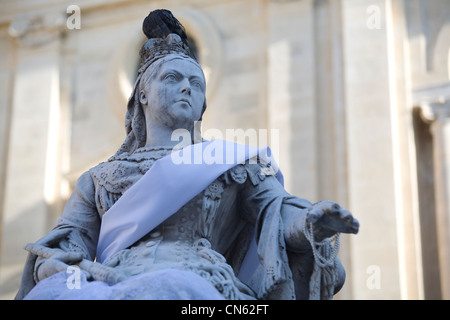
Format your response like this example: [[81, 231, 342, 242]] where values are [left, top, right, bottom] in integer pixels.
[[15, 9, 359, 300]]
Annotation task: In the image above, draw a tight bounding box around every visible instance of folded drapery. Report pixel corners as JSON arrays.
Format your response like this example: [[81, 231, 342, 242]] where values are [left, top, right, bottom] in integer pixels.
[[96, 139, 283, 284]]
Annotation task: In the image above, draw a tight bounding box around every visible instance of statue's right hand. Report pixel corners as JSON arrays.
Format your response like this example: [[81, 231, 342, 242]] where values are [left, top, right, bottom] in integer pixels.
[[35, 252, 83, 282]]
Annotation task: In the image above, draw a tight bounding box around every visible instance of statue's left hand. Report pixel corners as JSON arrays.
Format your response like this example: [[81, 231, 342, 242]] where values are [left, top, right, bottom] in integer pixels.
[[35, 252, 84, 282], [306, 200, 359, 239]]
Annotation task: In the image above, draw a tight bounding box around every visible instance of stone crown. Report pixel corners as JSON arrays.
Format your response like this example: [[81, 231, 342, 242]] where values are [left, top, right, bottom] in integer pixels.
[[139, 33, 195, 67]]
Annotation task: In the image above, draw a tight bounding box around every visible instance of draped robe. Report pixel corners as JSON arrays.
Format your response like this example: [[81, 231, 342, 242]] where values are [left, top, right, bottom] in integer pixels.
[[15, 142, 330, 300]]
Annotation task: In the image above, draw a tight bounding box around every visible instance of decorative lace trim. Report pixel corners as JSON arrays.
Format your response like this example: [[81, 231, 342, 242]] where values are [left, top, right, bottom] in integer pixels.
[[109, 146, 175, 162], [90, 147, 176, 195], [193, 239, 254, 299]]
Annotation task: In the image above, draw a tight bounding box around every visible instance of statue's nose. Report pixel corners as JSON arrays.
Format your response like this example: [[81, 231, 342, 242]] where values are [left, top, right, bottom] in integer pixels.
[[181, 79, 191, 95]]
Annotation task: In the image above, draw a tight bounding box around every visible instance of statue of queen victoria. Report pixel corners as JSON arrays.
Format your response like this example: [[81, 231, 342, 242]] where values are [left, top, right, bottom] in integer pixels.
[[15, 10, 359, 300]]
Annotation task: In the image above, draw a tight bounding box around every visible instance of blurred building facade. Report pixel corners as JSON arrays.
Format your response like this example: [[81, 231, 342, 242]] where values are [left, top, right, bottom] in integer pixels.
[[0, 0, 449, 299]]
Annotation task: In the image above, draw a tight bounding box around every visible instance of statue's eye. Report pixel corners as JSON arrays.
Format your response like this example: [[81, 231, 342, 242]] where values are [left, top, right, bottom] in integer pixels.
[[164, 73, 177, 81], [191, 80, 203, 89]]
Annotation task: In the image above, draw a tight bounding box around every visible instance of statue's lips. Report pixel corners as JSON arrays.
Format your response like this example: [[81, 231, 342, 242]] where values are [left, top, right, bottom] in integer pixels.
[[177, 99, 191, 107]]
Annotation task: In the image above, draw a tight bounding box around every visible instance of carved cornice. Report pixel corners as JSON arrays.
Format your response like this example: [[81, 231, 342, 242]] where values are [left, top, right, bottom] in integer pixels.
[[414, 82, 450, 124], [8, 11, 66, 47], [419, 100, 450, 124]]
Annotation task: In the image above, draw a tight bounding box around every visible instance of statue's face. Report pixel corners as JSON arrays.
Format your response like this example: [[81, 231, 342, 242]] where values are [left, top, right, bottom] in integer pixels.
[[140, 57, 206, 131]]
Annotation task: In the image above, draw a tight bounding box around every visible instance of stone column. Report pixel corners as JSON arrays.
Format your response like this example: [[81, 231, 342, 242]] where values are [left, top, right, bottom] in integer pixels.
[[419, 100, 450, 299], [267, 0, 317, 199], [342, 0, 424, 299], [0, 11, 65, 299]]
